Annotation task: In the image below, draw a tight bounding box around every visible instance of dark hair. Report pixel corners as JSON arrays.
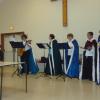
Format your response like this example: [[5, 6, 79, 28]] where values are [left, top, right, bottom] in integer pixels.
[[67, 33, 74, 38], [87, 32, 94, 36], [49, 34, 55, 39], [21, 34, 28, 39]]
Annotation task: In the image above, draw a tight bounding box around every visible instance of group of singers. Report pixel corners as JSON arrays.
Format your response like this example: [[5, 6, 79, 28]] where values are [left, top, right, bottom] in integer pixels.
[[19, 32, 100, 85]]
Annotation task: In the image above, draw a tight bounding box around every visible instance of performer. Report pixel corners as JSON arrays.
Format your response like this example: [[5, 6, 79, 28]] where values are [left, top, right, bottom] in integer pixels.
[[79, 32, 97, 81], [97, 35, 100, 84], [20, 34, 39, 74], [0, 45, 4, 61], [45, 34, 62, 76], [64, 33, 79, 78]]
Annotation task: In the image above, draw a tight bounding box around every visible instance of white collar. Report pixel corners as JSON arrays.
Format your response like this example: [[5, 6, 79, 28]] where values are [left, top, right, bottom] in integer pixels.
[[50, 39, 55, 42], [68, 38, 74, 43], [71, 39, 74, 42], [87, 38, 94, 42]]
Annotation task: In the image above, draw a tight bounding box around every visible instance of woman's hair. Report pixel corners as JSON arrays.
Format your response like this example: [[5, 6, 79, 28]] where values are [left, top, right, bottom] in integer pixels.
[[21, 34, 28, 39], [67, 33, 74, 38], [87, 32, 94, 36], [49, 34, 55, 39]]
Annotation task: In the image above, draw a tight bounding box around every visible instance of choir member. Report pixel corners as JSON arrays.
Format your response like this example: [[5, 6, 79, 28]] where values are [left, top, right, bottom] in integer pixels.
[[80, 32, 97, 81], [64, 33, 79, 78], [20, 34, 39, 74], [45, 34, 62, 75], [97, 35, 100, 84]]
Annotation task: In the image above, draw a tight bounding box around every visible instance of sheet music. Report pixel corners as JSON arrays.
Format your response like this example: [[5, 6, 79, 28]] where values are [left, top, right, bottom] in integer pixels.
[[9, 37, 17, 42]]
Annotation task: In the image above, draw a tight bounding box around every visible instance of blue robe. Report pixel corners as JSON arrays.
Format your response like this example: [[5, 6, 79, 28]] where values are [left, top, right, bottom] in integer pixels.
[[21, 48, 39, 74], [64, 39, 79, 78], [97, 36, 100, 84]]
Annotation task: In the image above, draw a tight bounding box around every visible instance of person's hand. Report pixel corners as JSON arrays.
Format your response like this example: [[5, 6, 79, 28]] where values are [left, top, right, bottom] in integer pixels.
[[26, 40, 32, 44], [87, 46, 92, 51], [80, 46, 84, 49]]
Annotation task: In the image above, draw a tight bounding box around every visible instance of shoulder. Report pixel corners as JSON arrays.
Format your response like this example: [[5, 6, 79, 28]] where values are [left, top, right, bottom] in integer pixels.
[[73, 39, 78, 43], [92, 39, 97, 44], [72, 39, 79, 45], [53, 39, 58, 43]]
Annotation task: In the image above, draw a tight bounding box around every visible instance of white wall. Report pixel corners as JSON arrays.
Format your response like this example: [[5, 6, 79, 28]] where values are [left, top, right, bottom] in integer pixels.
[[0, 0, 100, 58]]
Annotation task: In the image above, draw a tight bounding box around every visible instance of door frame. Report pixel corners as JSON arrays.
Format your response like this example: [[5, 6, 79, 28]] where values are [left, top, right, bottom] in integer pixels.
[[1, 32, 24, 51]]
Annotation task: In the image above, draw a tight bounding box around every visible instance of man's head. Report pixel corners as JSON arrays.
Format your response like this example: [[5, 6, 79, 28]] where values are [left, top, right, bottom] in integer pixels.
[[49, 34, 55, 40], [21, 34, 28, 41], [87, 32, 93, 40], [67, 33, 74, 41]]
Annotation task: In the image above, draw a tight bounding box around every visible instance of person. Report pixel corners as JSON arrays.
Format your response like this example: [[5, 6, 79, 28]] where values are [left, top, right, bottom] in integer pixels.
[[97, 35, 100, 84], [63, 33, 79, 78], [0, 45, 4, 61], [79, 32, 97, 81], [44, 34, 62, 76], [20, 34, 39, 74]]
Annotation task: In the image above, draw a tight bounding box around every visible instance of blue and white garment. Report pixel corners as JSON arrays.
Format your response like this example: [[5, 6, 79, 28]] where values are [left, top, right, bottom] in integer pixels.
[[45, 39, 62, 76], [64, 39, 79, 78], [97, 36, 100, 84], [21, 41, 39, 74]]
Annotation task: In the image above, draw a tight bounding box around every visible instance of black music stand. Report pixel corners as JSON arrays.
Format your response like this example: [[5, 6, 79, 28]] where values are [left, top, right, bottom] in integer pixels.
[[36, 43, 51, 78], [37, 43, 50, 57], [56, 43, 69, 82], [10, 41, 25, 76]]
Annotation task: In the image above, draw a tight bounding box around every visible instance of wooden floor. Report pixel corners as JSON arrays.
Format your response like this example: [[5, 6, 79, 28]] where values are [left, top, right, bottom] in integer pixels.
[[1, 67, 100, 100]]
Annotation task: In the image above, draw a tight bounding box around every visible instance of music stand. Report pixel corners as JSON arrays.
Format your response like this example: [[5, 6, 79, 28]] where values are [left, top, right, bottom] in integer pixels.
[[10, 41, 25, 48], [10, 41, 25, 76], [36, 43, 51, 78], [37, 43, 50, 56], [56, 43, 68, 82]]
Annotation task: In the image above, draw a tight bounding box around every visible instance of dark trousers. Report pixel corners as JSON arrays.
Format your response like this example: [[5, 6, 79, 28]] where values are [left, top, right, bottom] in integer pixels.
[[82, 56, 93, 81]]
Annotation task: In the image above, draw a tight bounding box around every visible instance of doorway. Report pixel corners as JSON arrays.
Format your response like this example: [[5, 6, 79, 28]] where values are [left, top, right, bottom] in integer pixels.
[[1, 32, 24, 61]]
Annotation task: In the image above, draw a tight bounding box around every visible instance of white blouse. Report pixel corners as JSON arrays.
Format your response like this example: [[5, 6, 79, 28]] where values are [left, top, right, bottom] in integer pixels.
[[85, 38, 95, 57], [85, 49, 94, 57], [23, 41, 31, 51], [68, 40, 74, 56]]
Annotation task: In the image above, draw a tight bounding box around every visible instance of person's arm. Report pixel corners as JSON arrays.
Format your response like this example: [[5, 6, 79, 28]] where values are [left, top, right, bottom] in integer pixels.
[[93, 40, 97, 49], [22, 40, 31, 46], [98, 35, 100, 41], [80, 46, 85, 49], [98, 36, 100, 47], [80, 41, 88, 51], [26, 42, 31, 47], [52, 40, 58, 48]]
